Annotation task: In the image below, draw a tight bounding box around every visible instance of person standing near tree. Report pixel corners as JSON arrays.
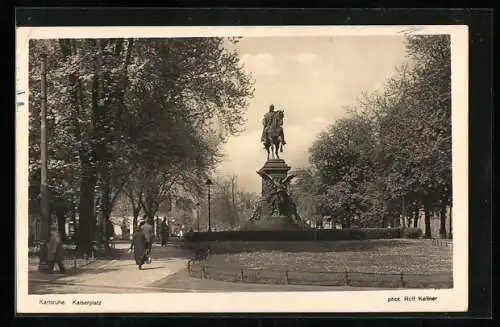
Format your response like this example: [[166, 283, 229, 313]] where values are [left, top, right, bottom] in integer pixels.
[[106, 219, 115, 246], [121, 218, 129, 240], [161, 218, 169, 247], [47, 227, 66, 274], [155, 216, 161, 243]]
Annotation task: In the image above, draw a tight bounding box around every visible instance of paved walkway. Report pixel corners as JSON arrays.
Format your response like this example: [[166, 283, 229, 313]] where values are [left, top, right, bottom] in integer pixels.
[[29, 243, 192, 294]]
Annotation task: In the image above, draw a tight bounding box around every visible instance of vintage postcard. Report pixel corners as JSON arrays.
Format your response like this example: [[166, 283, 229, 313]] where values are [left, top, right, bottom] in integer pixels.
[[16, 25, 468, 313]]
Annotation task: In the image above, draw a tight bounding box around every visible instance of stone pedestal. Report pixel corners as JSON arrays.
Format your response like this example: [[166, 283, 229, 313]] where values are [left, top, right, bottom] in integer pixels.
[[259, 159, 290, 218], [243, 159, 302, 231]]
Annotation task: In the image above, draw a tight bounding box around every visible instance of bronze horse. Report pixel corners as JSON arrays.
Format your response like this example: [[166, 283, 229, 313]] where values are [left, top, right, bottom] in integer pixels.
[[263, 110, 285, 160]]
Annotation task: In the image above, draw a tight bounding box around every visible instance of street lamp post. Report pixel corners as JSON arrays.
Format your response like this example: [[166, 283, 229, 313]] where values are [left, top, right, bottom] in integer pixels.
[[38, 54, 50, 272], [196, 202, 200, 232], [205, 179, 213, 232]]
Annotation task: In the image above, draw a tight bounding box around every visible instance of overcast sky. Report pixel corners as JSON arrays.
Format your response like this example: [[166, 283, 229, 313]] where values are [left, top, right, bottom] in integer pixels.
[[215, 36, 408, 193]]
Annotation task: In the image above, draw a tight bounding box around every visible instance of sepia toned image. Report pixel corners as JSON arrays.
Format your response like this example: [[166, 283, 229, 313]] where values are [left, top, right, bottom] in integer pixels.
[[16, 26, 468, 313]]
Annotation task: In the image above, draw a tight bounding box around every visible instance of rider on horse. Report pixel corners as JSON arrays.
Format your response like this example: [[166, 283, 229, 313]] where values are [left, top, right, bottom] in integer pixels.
[[261, 104, 286, 149]]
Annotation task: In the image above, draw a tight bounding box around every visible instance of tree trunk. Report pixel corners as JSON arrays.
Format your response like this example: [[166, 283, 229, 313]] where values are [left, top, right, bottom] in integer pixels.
[[448, 204, 453, 239], [341, 216, 347, 229], [392, 213, 401, 228], [424, 203, 432, 239], [142, 195, 160, 225], [77, 165, 97, 256], [127, 188, 142, 230], [106, 219, 114, 242], [413, 207, 419, 228], [71, 203, 77, 240], [439, 199, 448, 239], [55, 206, 67, 242], [97, 167, 112, 250], [93, 38, 111, 250], [132, 206, 140, 229], [345, 216, 351, 229], [382, 214, 389, 228]]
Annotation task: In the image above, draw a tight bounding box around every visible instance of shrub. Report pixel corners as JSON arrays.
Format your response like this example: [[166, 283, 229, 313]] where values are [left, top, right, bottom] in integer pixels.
[[358, 228, 403, 239], [183, 227, 410, 242], [403, 227, 423, 239]]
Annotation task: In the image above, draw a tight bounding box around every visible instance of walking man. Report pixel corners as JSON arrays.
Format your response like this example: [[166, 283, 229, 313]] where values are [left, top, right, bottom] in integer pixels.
[[129, 224, 147, 270]]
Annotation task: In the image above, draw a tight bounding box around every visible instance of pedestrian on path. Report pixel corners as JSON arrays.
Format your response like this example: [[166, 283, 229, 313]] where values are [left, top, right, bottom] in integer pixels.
[[141, 217, 155, 256], [129, 225, 147, 270], [155, 216, 161, 242], [161, 218, 169, 247], [47, 228, 66, 274]]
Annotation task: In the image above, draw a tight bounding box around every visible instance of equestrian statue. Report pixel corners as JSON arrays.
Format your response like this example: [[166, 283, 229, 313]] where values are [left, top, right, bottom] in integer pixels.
[[261, 104, 286, 160]]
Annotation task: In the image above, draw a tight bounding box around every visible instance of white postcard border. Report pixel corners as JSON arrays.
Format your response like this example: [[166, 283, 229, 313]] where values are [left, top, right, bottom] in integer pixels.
[[15, 25, 469, 314]]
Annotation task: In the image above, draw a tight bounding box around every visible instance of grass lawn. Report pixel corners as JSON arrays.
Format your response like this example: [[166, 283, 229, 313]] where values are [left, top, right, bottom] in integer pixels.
[[189, 239, 453, 288]]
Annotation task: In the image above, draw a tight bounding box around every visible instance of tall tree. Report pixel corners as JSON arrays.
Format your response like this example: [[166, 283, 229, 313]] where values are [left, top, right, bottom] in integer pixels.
[[294, 35, 451, 236], [29, 37, 254, 254], [309, 115, 379, 227]]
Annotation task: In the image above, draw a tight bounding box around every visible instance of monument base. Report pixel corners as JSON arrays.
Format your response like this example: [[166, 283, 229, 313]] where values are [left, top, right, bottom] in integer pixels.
[[240, 158, 306, 231], [242, 215, 303, 231]]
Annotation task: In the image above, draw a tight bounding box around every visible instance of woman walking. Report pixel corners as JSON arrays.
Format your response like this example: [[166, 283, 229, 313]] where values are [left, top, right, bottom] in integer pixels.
[[129, 223, 147, 270]]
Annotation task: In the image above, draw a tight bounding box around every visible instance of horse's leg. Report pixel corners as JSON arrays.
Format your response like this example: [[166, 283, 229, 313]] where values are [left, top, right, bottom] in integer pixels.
[[275, 142, 280, 159]]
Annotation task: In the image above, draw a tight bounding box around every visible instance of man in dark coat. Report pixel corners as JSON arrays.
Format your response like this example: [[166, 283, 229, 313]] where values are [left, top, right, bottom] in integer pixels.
[[141, 217, 155, 256], [129, 225, 147, 270]]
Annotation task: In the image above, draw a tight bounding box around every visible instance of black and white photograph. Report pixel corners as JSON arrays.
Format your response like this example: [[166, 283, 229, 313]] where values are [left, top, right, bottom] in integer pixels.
[[16, 25, 469, 313]]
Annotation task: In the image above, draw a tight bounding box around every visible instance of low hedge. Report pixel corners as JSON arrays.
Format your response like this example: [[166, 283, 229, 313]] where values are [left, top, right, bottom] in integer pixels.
[[403, 227, 423, 239], [183, 227, 423, 242]]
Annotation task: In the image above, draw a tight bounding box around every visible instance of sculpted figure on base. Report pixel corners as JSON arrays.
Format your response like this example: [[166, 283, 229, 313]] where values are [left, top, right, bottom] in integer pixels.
[[257, 170, 296, 216], [261, 104, 286, 160]]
